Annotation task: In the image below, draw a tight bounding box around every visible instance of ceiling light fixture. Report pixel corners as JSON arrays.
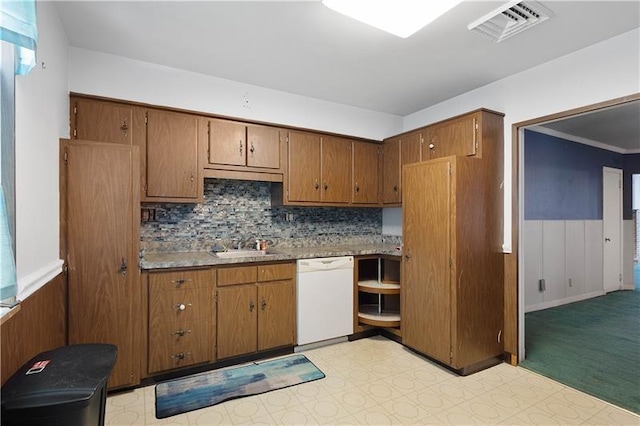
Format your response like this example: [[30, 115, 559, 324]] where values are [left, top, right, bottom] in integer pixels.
[[322, 0, 463, 38]]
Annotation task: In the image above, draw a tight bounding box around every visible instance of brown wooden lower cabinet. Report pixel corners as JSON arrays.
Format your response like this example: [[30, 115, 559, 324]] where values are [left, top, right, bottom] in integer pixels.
[[147, 269, 215, 374], [216, 263, 295, 359]]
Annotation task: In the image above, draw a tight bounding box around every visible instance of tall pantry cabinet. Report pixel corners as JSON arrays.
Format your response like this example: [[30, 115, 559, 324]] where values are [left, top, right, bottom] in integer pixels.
[[402, 109, 504, 375], [62, 140, 141, 389]]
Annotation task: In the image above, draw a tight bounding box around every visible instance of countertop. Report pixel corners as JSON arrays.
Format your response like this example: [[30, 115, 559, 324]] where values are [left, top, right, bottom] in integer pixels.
[[140, 243, 401, 270]]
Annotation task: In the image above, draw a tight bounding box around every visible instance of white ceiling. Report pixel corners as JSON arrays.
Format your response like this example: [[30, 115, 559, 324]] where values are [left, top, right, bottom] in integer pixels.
[[54, 1, 640, 149]]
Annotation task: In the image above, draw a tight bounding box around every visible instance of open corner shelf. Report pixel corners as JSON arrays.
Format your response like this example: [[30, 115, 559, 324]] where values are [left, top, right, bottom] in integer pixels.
[[356, 256, 401, 330]]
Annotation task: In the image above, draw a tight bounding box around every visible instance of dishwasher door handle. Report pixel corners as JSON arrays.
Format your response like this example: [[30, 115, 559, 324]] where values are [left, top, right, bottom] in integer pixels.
[[298, 256, 353, 272]]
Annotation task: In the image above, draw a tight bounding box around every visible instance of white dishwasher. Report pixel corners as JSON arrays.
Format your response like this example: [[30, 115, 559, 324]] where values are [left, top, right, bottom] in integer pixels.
[[296, 256, 354, 346]]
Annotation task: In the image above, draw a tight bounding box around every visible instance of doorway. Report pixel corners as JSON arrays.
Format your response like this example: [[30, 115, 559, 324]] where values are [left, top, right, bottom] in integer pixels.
[[603, 167, 623, 292], [515, 94, 640, 361], [634, 174, 640, 288]]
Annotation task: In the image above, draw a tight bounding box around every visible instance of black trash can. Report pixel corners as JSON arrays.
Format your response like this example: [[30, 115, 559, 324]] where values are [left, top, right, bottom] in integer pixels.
[[1, 343, 117, 426]]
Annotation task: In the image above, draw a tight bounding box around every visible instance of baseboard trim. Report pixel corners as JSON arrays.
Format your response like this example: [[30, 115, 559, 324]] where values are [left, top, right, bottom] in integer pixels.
[[525, 290, 605, 313]]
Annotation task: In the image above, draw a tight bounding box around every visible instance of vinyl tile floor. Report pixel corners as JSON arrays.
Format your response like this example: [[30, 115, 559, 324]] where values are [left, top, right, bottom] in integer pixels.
[[105, 336, 640, 425]]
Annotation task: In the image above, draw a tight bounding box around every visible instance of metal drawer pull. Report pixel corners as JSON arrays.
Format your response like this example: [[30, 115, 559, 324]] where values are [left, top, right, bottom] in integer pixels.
[[174, 303, 192, 311], [261, 298, 267, 311], [171, 278, 192, 286], [249, 300, 255, 312], [173, 329, 192, 337], [171, 352, 192, 360]]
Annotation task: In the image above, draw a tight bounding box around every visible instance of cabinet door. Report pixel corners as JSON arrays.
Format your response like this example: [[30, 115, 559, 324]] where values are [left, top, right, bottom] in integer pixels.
[[258, 281, 295, 351], [321, 136, 351, 203], [288, 131, 321, 202], [65, 141, 139, 389], [208, 119, 246, 166], [146, 110, 199, 199], [73, 98, 133, 145], [401, 132, 422, 166], [382, 137, 401, 204], [247, 125, 280, 169], [217, 286, 257, 359], [428, 115, 477, 159], [352, 141, 380, 204], [402, 160, 452, 365]]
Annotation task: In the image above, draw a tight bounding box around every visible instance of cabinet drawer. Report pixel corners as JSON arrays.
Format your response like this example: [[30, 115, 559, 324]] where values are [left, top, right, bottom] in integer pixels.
[[149, 269, 214, 292], [148, 320, 212, 374], [258, 263, 294, 282], [217, 266, 257, 286], [149, 287, 213, 322]]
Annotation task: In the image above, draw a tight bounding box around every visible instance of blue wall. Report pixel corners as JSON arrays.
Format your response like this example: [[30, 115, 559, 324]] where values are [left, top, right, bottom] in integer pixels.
[[524, 130, 624, 220]]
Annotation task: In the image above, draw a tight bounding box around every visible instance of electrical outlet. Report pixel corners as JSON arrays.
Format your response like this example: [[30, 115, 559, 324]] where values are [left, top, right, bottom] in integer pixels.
[[141, 208, 156, 222]]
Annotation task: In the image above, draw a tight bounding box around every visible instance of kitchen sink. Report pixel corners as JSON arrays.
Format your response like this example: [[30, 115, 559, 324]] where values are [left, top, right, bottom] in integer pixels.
[[212, 249, 268, 258]]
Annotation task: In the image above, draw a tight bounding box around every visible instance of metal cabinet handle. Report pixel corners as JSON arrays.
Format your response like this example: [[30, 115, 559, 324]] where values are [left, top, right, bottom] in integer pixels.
[[314, 181, 320, 190], [121, 119, 128, 132], [428, 143, 435, 149], [118, 257, 127, 277], [605, 237, 611, 242], [249, 300, 255, 312], [261, 298, 267, 311], [393, 185, 398, 193], [324, 183, 328, 191], [239, 140, 243, 155], [171, 352, 191, 360], [173, 329, 192, 337], [250, 142, 255, 154], [404, 250, 411, 261], [354, 184, 360, 193]]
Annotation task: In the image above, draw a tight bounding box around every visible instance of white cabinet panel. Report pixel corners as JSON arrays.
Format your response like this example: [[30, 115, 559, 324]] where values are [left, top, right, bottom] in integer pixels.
[[523, 221, 543, 309], [542, 221, 566, 302], [585, 221, 604, 293], [565, 221, 585, 297]]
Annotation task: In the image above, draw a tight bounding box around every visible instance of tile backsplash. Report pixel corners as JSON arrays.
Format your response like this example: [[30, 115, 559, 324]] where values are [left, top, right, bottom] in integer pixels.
[[141, 179, 393, 252]]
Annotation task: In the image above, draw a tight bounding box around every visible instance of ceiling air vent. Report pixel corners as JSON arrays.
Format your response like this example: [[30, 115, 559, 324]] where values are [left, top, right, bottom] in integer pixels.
[[468, 0, 553, 43]]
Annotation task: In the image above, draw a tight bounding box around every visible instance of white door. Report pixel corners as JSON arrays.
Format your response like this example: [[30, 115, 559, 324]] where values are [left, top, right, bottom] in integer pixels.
[[603, 167, 623, 292]]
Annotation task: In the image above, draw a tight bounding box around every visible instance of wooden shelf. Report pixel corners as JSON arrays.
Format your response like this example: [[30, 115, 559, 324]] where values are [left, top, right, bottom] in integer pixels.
[[358, 280, 400, 295], [358, 304, 401, 328]]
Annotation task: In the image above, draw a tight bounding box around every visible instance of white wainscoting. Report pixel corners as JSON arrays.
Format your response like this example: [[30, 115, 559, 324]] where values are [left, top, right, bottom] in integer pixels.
[[524, 220, 605, 312], [623, 220, 635, 289]]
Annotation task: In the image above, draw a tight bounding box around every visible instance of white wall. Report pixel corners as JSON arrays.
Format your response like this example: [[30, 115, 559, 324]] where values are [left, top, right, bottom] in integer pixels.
[[383, 28, 640, 251], [15, 1, 68, 299], [67, 48, 403, 141]]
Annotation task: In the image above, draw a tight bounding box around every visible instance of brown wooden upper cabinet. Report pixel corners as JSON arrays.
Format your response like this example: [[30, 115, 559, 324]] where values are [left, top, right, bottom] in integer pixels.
[[352, 141, 380, 205], [71, 97, 133, 145], [286, 131, 351, 204], [143, 109, 202, 202], [208, 119, 281, 170], [424, 112, 480, 160], [381, 131, 423, 205]]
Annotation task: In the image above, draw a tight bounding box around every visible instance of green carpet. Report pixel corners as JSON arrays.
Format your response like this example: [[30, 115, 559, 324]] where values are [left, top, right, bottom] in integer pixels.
[[521, 290, 640, 414]]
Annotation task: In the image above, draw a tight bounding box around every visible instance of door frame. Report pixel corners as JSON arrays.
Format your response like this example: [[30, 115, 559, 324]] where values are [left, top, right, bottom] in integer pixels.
[[510, 93, 640, 363], [602, 166, 623, 293]]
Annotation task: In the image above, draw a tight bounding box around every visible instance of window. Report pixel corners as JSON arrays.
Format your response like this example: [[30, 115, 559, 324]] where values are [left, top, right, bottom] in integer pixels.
[[1, 0, 38, 308], [1, 40, 17, 307]]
